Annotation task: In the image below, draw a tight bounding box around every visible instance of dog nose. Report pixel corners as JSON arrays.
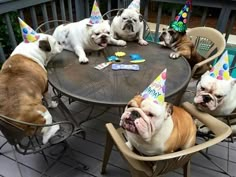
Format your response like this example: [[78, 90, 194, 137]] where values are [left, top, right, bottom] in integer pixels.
[[130, 110, 141, 120], [203, 95, 211, 103], [127, 19, 132, 23], [101, 35, 107, 39]]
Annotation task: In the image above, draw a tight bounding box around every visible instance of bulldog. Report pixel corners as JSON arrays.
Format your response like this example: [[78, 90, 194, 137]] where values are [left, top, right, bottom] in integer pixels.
[[194, 72, 236, 134], [0, 33, 63, 144], [110, 8, 148, 45], [53, 18, 126, 64], [120, 95, 196, 156], [159, 28, 210, 78]]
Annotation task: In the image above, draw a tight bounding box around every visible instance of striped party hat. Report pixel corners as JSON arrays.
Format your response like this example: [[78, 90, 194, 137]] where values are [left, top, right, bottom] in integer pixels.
[[141, 69, 167, 104], [89, 0, 103, 24], [18, 17, 40, 43]]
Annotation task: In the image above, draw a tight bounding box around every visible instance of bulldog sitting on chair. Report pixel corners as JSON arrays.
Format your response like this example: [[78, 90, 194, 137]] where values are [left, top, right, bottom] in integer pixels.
[[120, 69, 196, 155], [194, 51, 236, 134], [0, 18, 63, 144]]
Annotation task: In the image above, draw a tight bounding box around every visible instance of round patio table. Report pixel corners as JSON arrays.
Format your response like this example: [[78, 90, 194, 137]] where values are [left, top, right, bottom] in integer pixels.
[[47, 42, 191, 107]]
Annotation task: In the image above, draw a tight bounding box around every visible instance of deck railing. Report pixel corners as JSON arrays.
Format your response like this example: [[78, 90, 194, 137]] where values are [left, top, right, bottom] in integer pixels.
[[0, 0, 235, 63]]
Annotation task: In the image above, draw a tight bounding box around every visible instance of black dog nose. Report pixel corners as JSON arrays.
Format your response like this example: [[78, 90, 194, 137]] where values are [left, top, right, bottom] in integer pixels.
[[127, 19, 132, 23], [203, 95, 211, 103], [130, 110, 141, 120], [101, 35, 107, 39]]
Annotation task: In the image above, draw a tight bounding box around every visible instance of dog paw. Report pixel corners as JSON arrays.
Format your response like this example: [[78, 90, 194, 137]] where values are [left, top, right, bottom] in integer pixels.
[[79, 56, 89, 64], [42, 125, 60, 144], [170, 52, 180, 59], [138, 39, 148, 46], [198, 126, 210, 134], [48, 101, 58, 108], [125, 141, 134, 151], [117, 40, 127, 46]]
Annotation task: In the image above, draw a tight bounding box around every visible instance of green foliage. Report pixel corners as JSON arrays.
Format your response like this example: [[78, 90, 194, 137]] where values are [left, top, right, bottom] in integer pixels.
[[0, 12, 22, 60]]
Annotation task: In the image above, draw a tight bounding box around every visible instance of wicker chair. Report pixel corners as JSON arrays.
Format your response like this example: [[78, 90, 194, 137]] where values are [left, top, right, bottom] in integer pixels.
[[187, 27, 226, 78], [101, 102, 231, 177]]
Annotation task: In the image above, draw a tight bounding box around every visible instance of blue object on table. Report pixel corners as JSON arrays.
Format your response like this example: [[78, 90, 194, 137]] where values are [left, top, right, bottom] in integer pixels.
[[112, 64, 140, 71], [129, 54, 142, 60], [107, 55, 119, 61]]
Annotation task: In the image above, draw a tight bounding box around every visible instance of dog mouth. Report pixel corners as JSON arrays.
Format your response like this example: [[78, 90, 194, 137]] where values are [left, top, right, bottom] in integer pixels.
[[122, 23, 134, 32], [97, 37, 108, 47], [122, 118, 138, 134]]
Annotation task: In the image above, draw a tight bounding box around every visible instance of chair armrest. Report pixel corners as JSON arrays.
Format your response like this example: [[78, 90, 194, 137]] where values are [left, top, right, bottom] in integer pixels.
[[181, 102, 232, 136]]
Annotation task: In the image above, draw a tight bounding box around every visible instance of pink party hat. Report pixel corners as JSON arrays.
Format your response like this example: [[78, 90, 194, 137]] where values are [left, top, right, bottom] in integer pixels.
[[89, 0, 103, 24], [209, 50, 231, 80], [128, 0, 140, 13], [18, 17, 40, 43], [141, 69, 167, 104]]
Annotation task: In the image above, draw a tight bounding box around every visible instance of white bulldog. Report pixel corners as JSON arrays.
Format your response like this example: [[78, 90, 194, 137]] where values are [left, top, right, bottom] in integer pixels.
[[111, 8, 148, 45], [194, 71, 236, 134], [120, 95, 196, 156], [53, 18, 126, 63], [0, 33, 63, 144]]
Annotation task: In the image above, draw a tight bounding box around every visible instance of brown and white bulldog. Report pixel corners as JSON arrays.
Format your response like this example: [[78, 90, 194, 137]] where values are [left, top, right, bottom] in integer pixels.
[[0, 33, 63, 144], [159, 28, 210, 78], [120, 95, 196, 156]]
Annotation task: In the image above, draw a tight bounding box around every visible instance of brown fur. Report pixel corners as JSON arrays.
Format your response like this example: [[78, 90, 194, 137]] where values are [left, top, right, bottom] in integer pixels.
[[165, 105, 196, 153], [0, 54, 48, 135]]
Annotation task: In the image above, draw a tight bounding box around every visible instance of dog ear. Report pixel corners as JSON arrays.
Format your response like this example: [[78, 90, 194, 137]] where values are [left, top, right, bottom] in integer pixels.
[[39, 39, 51, 52], [139, 14, 144, 22], [166, 103, 173, 118], [117, 8, 124, 16], [86, 23, 93, 27]]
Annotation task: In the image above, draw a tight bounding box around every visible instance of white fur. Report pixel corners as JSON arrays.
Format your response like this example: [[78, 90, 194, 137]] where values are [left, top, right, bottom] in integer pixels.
[[38, 110, 60, 144], [111, 8, 148, 45], [53, 18, 126, 63], [11, 33, 63, 71]]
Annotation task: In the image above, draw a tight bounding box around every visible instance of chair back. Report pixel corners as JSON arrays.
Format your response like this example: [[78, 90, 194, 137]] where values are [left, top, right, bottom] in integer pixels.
[[187, 27, 226, 77], [0, 114, 74, 155]]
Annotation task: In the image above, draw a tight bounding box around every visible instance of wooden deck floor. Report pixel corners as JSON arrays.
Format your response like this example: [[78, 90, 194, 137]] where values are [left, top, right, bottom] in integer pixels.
[[0, 86, 236, 177]]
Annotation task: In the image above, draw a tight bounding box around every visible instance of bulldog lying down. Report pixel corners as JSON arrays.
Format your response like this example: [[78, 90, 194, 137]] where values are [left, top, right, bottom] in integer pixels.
[[120, 95, 196, 156], [53, 19, 126, 64], [0, 33, 63, 144]]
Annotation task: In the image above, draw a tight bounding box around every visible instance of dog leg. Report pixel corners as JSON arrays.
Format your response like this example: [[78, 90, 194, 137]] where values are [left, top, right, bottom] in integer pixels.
[[44, 91, 58, 108], [74, 45, 89, 63], [38, 110, 60, 144], [125, 141, 134, 151], [138, 26, 148, 45], [109, 37, 127, 46]]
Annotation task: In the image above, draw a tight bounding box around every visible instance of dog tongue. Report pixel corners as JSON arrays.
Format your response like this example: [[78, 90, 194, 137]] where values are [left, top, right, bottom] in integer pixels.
[[100, 42, 107, 47]]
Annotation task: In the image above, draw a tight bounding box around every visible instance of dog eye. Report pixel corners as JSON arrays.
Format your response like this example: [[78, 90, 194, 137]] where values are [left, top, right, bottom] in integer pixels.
[[169, 31, 175, 35], [57, 41, 61, 45], [215, 95, 223, 99], [127, 104, 132, 108], [122, 17, 127, 20], [148, 113, 153, 117], [133, 19, 137, 22], [107, 31, 110, 35], [201, 86, 205, 91], [95, 32, 100, 35]]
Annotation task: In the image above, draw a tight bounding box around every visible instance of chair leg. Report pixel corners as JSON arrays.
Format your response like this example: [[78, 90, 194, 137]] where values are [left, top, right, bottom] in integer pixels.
[[183, 161, 191, 177], [101, 130, 114, 174]]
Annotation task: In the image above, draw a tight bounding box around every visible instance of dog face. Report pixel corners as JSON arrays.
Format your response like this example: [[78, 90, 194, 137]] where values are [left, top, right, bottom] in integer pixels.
[[120, 95, 171, 142], [159, 28, 185, 47], [116, 8, 143, 33], [194, 71, 236, 112], [87, 20, 111, 48]]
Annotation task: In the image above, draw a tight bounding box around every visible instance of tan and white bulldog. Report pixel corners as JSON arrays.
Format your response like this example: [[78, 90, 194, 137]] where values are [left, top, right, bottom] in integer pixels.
[[120, 95, 196, 156], [0, 33, 63, 144], [159, 28, 210, 78]]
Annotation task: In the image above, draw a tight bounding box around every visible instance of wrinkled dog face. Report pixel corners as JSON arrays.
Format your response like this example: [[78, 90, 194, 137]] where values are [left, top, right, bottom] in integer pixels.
[[87, 20, 111, 48], [194, 72, 233, 111], [117, 8, 143, 33], [120, 95, 168, 142], [159, 28, 181, 47]]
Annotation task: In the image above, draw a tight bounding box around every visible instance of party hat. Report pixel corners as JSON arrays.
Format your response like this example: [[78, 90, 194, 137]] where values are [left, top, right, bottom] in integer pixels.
[[141, 69, 167, 104], [170, 0, 192, 32], [18, 17, 40, 43], [209, 50, 231, 80], [127, 0, 140, 13], [89, 0, 103, 24]]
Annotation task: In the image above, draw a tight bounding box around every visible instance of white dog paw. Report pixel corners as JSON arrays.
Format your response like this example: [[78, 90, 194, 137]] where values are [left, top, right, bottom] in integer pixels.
[[117, 40, 127, 46], [42, 125, 60, 144], [170, 52, 180, 59], [198, 126, 210, 134], [125, 141, 134, 151], [48, 101, 58, 108], [79, 56, 89, 63], [138, 39, 148, 46]]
